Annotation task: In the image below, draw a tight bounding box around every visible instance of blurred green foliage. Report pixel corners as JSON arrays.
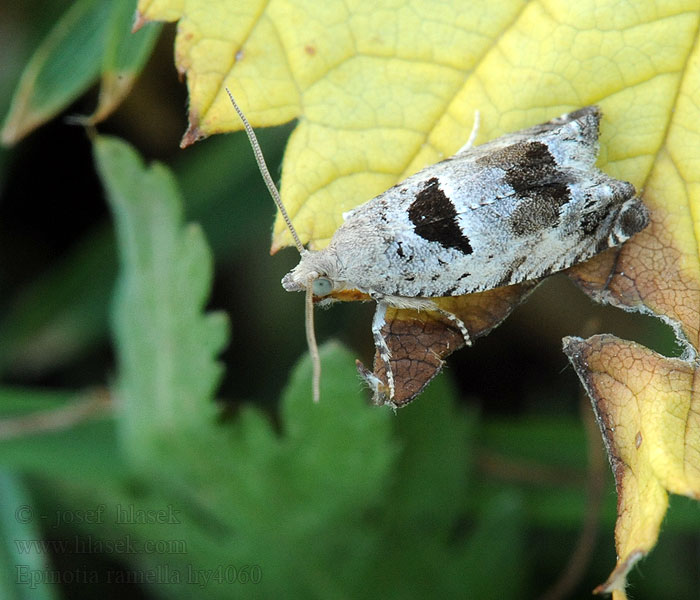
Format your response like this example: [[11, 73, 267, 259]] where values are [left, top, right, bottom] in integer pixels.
[[0, 1, 697, 599]]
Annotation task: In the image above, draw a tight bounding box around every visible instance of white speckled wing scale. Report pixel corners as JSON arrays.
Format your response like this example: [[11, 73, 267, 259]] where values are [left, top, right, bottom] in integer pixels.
[[320, 106, 648, 299]]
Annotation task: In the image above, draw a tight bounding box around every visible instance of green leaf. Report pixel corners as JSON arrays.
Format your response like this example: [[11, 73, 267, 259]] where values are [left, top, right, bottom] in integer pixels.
[[279, 341, 397, 524], [475, 416, 615, 528], [83, 1, 162, 124], [1, 0, 111, 144], [0, 340, 530, 599], [0, 123, 289, 379], [0, 387, 122, 480], [360, 376, 480, 599], [0, 472, 60, 600], [0, 229, 116, 377], [387, 376, 474, 536], [459, 491, 526, 599], [50, 344, 398, 599], [1, 0, 161, 144], [93, 134, 229, 465]]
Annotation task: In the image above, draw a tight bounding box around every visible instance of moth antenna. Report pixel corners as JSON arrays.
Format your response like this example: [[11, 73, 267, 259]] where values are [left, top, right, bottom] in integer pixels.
[[226, 88, 321, 402], [305, 279, 321, 403], [225, 87, 306, 255]]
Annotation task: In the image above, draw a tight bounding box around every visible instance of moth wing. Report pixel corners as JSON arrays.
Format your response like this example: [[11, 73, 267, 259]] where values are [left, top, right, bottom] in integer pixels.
[[331, 105, 643, 298], [454, 105, 601, 168]]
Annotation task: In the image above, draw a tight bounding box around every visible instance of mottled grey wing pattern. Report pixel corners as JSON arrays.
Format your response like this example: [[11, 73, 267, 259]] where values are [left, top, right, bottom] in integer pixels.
[[331, 106, 647, 298]]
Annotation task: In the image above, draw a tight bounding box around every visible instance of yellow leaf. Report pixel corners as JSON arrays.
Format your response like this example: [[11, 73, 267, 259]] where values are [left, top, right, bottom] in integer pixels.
[[564, 335, 700, 598], [559, 6, 700, 593], [138, 0, 697, 251], [136, 0, 183, 23]]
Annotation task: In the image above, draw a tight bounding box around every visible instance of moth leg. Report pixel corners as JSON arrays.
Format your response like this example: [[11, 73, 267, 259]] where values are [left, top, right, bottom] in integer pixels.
[[371, 300, 395, 401], [377, 294, 472, 348], [431, 306, 472, 347], [457, 110, 481, 153]]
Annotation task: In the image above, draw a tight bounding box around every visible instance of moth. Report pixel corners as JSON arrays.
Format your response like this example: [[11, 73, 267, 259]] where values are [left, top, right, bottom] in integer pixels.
[[226, 90, 649, 406]]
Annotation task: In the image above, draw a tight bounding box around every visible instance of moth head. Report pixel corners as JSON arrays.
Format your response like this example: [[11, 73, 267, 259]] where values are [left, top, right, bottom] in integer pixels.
[[226, 88, 325, 404], [281, 248, 341, 301]]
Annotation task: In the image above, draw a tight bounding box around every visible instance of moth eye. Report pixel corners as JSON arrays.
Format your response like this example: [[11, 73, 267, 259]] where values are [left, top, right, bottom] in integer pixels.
[[312, 277, 333, 297]]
